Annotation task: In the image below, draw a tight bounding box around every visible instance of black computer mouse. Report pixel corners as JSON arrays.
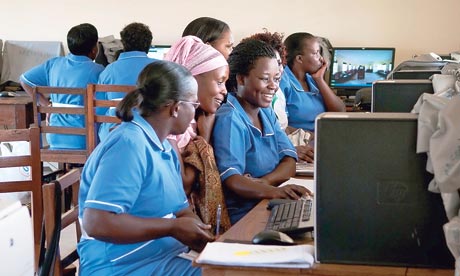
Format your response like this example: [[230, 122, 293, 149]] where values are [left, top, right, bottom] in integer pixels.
[[0, 91, 15, 97], [251, 230, 295, 246]]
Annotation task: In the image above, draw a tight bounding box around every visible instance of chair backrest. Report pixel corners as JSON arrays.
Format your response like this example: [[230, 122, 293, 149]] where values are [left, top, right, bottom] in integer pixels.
[[41, 168, 81, 276], [0, 127, 42, 269], [32, 86, 92, 164], [86, 84, 136, 152]]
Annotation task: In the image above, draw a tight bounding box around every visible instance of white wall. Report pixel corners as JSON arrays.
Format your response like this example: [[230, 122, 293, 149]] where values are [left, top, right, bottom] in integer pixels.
[[1, 0, 459, 65]]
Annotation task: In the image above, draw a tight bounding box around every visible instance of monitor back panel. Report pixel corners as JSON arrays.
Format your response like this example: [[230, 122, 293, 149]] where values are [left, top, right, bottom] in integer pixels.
[[315, 112, 453, 268], [372, 80, 433, 112]]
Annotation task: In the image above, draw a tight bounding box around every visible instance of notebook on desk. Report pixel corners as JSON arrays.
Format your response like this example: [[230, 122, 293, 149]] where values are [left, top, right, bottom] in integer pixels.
[[314, 113, 454, 268]]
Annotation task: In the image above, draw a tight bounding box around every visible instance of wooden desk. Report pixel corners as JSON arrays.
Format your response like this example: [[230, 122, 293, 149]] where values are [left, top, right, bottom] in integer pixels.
[[0, 93, 34, 129], [198, 193, 454, 275]]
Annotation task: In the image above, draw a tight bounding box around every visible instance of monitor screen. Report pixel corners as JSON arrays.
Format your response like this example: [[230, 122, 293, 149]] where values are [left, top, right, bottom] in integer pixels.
[[329, 47, 395, 95], [147, 45, 171, 60]]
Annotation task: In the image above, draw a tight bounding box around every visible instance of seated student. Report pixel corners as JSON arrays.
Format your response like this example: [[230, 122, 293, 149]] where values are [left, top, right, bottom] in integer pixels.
[[242, 29, 314, 163], [280, 32, 345, 133], [78, 61, 214, 275], [182, 17, 234, 60], [211, 39, 312, 225], [164, 35, 231, 232], [97, 22, 157, 141], [20, 23, 104, 149]]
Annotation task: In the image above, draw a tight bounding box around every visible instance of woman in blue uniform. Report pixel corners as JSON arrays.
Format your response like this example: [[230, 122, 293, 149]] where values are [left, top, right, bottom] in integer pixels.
[[78, 61, 214, 275], [212, 39, 312, 225], [280, 32, 345, 133]]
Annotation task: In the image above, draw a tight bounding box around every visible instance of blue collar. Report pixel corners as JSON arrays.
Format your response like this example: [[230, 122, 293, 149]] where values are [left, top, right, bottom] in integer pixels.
[[226, 93, 275, 136], [67, 53, 93, 62], [283, 66, 320, 94], [131, 111, 172, 153], [118, 51, 149, 60]]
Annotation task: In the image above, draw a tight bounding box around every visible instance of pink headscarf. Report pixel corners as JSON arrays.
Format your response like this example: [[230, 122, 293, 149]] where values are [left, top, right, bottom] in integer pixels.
[[165, 35, 228, 76]]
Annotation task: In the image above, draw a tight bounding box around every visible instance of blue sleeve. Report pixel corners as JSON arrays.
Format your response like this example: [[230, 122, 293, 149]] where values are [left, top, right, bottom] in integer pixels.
[[20, 60, 53, 87], [265, 107, 297, 161], [84, 137, 146, 214], [212, 109, 248, 182]]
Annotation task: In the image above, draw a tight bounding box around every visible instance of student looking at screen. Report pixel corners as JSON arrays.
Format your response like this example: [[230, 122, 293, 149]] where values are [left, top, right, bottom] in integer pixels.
[[242, 29, 314, 163], [165, 35, 231, 233], [20, 23, 104, 150], [280, 32, 345, 133], [97, 22, 158, 141], [182, 17, 234, 60], [212, 39, 312, 225], [78, 61, 213, 275]]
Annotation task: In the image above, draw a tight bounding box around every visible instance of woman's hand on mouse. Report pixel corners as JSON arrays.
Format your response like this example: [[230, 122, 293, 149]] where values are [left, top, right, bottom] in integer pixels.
[[271, 184, 312, 199]]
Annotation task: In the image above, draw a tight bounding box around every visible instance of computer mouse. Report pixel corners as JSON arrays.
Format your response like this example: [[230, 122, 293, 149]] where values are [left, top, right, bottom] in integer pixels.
[[0, 91, 15, 97], [251, 230, 295, 246]]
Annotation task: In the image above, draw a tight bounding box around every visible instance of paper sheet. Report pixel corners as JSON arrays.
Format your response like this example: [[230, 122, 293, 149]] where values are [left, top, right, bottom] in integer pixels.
[[196, 242, 315, 268]]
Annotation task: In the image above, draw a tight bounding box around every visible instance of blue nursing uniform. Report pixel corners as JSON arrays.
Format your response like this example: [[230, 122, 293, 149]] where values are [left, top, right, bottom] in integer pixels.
[[20, 54, 104, 149], [279, 66, 326, 131], [212, 93, 297, 224], [78, 111, 199, 276], [97, 51, 157, 141]]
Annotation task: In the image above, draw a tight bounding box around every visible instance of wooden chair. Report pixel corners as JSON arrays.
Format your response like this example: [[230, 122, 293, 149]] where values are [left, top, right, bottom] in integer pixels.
[[0, 127, 42, 269], [41, 168, 81, 276], [32, 86, 92, 165], [86, 84, 136, 152]]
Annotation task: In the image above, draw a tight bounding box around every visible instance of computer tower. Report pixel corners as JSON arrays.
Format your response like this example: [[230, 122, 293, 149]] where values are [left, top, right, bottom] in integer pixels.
[[315, 112, 454, 269], [372, 79, 434, 112]]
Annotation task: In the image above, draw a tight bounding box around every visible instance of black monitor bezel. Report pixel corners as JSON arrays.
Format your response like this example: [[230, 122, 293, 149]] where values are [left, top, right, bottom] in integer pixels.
[[328, 47, 396, 95]]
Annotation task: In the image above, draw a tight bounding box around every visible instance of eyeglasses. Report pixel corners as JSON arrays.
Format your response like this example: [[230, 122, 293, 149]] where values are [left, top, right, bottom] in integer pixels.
[[177, 100, 200, 109]]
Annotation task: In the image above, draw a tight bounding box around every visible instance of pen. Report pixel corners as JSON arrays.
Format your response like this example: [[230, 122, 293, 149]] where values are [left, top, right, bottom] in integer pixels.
[[215, 204, 222, 236]]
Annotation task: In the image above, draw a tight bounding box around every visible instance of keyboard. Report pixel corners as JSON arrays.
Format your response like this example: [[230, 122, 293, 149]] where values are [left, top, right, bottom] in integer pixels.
[[265, 198, 314, 235]]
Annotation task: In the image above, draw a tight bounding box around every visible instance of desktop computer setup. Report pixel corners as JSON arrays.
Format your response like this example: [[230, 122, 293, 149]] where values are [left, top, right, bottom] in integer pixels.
[[328, 47, 448, 112], [314, 112, 454, 269], [328, 47, 396, 101]]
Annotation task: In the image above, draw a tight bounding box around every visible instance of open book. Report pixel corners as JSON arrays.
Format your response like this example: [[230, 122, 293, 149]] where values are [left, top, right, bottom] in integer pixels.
[[195, 242, 315, 268]]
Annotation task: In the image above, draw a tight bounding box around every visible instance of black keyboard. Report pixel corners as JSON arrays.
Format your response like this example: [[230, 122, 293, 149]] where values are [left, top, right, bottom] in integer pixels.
[[265, 199, 314, 235]]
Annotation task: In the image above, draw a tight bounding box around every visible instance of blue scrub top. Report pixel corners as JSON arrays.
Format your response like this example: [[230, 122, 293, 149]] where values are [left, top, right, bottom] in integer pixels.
[[78, 111, 196, 275], [20, 54, 104, 149], [97, 51, 157, 141], [212, 93, 297, 224], [279, 66, 326, 131]]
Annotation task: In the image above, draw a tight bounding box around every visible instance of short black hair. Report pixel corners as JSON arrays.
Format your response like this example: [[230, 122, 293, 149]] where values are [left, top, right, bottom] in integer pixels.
[[67, 23, 98, 56], [284, 32, 316, 67], [182, 17, 230, 44], [226, 39, 276, 92], [120, 22, 153, 53]]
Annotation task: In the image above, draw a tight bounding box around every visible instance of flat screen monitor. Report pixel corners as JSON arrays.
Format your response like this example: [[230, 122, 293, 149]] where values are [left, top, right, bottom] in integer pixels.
[[329, 47, 395, 96], [147, 45, 171, 60]]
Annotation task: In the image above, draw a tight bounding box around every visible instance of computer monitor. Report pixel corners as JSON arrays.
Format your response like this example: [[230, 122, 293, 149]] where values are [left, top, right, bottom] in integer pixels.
[[147, 45, 171, 60], [315, 112, 453, 268], [371, 79, 434, 112], [329, 47, 395, 97]]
